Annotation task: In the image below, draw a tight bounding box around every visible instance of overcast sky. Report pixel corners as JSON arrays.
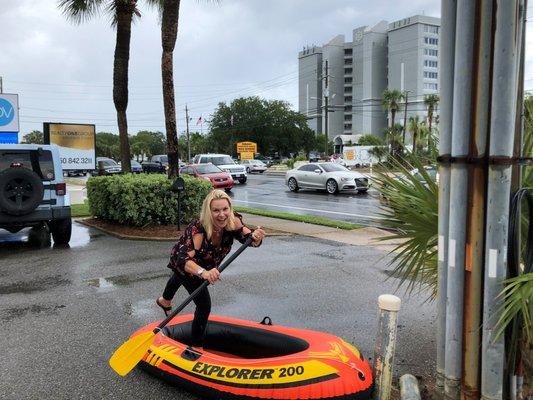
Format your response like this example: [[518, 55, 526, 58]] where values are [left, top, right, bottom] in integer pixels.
[[1, 0, 531, 138]]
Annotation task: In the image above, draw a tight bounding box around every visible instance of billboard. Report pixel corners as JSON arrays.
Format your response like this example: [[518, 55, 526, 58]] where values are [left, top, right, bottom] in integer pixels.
[[43, 123, 96, 171], [0, 93, 19, 143], [236, 141, 257, 160]]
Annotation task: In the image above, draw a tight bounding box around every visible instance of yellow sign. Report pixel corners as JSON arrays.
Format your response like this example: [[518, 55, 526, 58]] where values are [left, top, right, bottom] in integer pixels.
[[240, 152, 254, 160], [48, 123, 95, 150], [236, 141, 257, 154], [345, 150, 355, 160]]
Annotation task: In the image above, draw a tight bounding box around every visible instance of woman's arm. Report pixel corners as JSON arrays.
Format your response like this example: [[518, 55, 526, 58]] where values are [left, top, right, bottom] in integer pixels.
[[183, 233, 220, 284], [234, 217, 265, 247]]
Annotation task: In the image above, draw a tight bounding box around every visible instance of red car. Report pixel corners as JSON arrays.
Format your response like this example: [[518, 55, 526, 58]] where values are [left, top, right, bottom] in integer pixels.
[[180, 163, 234, 191]]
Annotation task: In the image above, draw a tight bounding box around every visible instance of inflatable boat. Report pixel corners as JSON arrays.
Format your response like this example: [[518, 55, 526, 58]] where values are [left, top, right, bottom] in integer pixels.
[[135, 314, 373, 399]]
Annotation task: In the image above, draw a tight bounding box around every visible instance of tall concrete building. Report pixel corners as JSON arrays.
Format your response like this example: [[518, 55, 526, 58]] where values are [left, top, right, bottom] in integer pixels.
[[298, 14, 440, 146]]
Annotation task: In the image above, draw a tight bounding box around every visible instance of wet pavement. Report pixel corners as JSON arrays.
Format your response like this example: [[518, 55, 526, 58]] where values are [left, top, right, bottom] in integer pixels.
[[0, 223, 436, 399]]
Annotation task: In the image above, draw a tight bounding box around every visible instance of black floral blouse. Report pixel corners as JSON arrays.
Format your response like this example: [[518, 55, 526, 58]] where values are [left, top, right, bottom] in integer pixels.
[[167, 212, 256, 277]]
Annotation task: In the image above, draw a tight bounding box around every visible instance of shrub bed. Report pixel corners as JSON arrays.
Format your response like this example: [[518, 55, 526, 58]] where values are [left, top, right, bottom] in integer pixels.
[[86, 173, 212, 226]]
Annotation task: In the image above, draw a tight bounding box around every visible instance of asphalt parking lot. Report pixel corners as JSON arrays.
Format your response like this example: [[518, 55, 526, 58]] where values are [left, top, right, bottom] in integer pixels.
[[0, 223, 436, 399]]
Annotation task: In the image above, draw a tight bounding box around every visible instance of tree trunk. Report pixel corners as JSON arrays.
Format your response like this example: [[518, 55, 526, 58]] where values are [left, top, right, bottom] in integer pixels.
[[161, 0, 181, 179], [413, 131, 417, 154], [113, 1, 134, 173], [428, 108, 433, 133]]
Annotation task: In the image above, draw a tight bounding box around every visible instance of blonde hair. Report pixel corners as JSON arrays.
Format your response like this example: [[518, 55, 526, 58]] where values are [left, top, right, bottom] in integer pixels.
[[199, 189, 237, 239]]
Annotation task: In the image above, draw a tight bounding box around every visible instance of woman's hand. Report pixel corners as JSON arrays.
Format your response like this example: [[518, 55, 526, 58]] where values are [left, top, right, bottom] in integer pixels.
[[252, 226, 265, 246], [202, 268, 221, 284]]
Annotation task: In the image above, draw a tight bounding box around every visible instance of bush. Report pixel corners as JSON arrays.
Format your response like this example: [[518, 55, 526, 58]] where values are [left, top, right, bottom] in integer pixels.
[[87, 173, 212, 226]]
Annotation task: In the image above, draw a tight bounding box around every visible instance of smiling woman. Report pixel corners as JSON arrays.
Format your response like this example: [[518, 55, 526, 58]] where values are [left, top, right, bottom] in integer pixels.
[[156, 189, 265, 350]]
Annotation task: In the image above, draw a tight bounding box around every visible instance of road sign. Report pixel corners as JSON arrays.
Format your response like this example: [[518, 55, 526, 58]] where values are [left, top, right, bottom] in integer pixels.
[[236, 141, 257, 154]]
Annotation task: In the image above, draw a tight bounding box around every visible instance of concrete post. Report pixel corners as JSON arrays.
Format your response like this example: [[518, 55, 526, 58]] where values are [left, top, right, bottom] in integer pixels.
[[373, 294, 402, 400], [400, 374, 421, 400]]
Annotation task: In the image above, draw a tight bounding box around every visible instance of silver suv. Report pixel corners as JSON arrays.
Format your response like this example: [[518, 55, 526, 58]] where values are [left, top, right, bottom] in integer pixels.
[[192, 153, 247, 184], [0, 144, 72, 247]]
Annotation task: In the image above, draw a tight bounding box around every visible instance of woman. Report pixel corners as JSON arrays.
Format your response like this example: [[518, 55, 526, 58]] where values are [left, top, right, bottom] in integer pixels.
[[156, 189, 265, 350]]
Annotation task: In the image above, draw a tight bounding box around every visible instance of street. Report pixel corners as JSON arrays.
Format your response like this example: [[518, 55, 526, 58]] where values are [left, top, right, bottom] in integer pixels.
[[0, 223, 436, 399]]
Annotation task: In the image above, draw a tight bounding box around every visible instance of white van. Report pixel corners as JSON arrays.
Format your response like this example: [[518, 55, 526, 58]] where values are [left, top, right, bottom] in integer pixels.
[[192, 154, 247, 184]]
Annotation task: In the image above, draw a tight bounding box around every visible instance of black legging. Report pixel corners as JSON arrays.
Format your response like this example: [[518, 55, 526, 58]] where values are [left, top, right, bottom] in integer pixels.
[[162, 272, 211, 347]]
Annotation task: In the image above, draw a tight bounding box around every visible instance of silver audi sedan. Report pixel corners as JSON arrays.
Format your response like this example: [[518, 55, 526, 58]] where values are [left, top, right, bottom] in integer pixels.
[[285, 162, 369, 194]]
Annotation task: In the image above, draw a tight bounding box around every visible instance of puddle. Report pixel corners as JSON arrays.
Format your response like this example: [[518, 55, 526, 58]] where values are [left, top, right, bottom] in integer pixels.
[[86, 271, 170, 290], [1, 304, 66, 322], [0, 223, 91, 250], [0, 275, 71, 295]]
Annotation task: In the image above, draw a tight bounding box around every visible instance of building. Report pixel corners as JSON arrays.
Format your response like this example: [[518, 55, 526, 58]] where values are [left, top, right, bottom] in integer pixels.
[[298, 14, 440, 147]]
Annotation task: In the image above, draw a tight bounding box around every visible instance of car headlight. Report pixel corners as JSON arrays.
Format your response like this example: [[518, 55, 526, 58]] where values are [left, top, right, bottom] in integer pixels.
[[341, 177, 352, 182]]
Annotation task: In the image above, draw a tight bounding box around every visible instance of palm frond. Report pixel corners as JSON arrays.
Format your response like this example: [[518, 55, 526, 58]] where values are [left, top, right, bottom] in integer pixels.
[[58, 0, 104, 24]]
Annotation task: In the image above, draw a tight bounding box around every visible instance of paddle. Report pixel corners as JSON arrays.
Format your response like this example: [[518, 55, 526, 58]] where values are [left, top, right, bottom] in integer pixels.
[[109, 236, 254, 377]]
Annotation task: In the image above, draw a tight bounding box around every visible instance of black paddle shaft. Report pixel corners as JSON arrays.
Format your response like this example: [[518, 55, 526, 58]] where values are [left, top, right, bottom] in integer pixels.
[[155, 236, 253, 331]]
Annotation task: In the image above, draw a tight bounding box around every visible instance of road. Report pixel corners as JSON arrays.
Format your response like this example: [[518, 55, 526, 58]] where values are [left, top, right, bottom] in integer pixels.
[[0, 223, 436, 399], [230, 173, 385, 226]]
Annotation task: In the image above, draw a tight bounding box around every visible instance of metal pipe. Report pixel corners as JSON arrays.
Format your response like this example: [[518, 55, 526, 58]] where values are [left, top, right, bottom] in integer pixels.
[[444, 1, 477, 399], [481, 1, 525, 399], [462, 1, 493, 399], [400, 374, 421, 400], [372, 294, 401, 400], [436, 0, 456, 394]]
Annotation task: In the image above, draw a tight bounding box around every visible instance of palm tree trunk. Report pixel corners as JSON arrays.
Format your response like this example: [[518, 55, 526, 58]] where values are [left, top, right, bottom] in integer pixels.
[[428, 108, 433, 133], [161, 0, 181, 179], [113, 1, 134, 173], [413, 131, 417, 154]]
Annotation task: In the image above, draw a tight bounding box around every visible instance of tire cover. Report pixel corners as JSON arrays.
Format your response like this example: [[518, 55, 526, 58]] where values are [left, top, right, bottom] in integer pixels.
[[0, 168, 44, 216]]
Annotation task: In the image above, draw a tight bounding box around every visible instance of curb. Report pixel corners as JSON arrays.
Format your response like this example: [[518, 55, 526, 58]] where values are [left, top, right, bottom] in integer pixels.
[[75, 219, 178, 242]]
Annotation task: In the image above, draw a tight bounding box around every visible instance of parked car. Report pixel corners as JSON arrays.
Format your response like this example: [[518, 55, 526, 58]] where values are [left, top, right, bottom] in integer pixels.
[[180, 163, 234, 192], [141, 155, 185, 173], [254, 154, 274, 167], [309, 152, 320, 162], [0, 144, 72, 247], [96, 157, 122, 175], [240, 159, 267, 174], [118, 160, 143, 173], [193, 153, 247, 184], [285, 162, 369, 194]]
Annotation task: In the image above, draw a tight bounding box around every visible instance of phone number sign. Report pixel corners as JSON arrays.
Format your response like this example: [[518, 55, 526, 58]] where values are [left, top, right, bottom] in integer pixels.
[[44, 123, 96, 170]]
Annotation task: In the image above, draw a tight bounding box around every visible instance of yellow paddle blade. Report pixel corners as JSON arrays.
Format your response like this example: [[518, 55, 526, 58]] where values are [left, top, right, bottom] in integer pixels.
[[109, 331, 156, 377]]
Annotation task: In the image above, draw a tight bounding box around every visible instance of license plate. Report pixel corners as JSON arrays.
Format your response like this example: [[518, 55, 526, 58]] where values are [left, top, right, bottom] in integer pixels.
[[234, 174, 242, 178]]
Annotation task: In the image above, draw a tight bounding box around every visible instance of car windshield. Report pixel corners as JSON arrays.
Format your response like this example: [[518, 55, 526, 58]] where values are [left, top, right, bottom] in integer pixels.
[[100, 159, 118, 167], [210, 156, 234, 165], [159, 156, 168, 163], [131, 160, 140, 167], [0, 150, 55, 180], [196, 164, 222, 174], [253, 160, 265, 165], [319, 163, 349, 172]]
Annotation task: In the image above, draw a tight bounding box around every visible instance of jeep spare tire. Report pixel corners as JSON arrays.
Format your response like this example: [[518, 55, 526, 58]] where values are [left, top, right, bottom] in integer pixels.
[[0, 168, 44, 216]]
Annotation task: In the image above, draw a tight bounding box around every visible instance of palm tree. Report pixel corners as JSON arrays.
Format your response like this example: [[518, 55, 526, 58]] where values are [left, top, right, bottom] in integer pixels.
[[382, 89, 404, 129], [58, 0, 139, 173], [424, 94, 439, 133], [407, 116, 421, 153], [148, 0, 181, 178]]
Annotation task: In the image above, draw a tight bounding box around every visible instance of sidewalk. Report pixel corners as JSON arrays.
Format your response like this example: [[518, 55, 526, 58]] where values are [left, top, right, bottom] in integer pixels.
[[240, 212, 401, 252]]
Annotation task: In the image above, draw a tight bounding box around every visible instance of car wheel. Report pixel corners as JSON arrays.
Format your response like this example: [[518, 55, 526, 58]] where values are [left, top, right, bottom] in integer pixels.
[[50, 218, 72, 245], [288, 177, 299, 192], [326, 179, 338, 194], [246, 167, 251, 174], [239, 177, 247, 184], [259, 170, 264, 173], [357, 189, 368, 194], [28, 223, 51, 248], [0, 168, 44, 216]]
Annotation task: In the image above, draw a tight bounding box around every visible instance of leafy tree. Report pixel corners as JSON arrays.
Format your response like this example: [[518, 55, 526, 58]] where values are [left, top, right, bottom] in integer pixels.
[[96, 132, 120, 159], [357, 134, 385, 146], [58, 0, 140, 172], [208, 96, 316, 157], [130, 130, 165, 160], [408, 116, 421, 153], [21, 130, 44, 144]]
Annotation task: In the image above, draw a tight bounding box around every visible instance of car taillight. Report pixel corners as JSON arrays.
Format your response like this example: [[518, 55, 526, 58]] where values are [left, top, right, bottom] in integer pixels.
[[55, 182, 66, 196]]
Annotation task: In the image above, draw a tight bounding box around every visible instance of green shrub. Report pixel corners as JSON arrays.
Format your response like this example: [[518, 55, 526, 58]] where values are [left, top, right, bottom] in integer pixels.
[[86, 173, 212, 226]]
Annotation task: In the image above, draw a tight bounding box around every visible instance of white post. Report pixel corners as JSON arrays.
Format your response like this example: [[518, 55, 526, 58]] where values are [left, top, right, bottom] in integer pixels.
[[373, 294, 402, 400]]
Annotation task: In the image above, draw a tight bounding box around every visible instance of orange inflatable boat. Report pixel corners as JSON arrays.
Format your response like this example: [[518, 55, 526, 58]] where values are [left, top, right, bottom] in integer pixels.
[[136, 314, 373, 399]]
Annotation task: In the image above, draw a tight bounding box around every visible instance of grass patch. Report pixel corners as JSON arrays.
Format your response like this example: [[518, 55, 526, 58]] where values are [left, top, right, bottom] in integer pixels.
[[234, 206, 362, 230], [71, 202, 91, 218]]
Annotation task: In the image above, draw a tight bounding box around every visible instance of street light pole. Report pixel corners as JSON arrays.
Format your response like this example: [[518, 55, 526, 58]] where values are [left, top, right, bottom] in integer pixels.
[[324, 60, 329, 157]]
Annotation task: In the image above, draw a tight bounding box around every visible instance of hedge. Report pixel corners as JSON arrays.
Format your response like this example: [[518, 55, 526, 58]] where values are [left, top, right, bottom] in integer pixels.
[[86, 173, 212, 226]]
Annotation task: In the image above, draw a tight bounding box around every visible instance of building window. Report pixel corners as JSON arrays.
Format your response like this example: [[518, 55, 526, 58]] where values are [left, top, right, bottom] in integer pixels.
[[345, 96, 353, 102], [344, 114, 352, 120], [344, 67, 353, 74], [344, 59, 353, 65], [344, 77, 353, 83], [344, 105, 352, 111], [424, 71, 438, 79], [344, 48, 353, 55], [424, 48, 438, 57], [424, 25, 439, 34], [344, 124, 352, 130], [424, 60, 438, 68], [424, 83, 438, 90], [424, 37, 439, 45], [344, 86, 352, 93]]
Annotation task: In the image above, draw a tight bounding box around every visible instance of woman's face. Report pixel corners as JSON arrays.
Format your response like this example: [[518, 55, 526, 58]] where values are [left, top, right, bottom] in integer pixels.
[[210, 198, 231, 230]]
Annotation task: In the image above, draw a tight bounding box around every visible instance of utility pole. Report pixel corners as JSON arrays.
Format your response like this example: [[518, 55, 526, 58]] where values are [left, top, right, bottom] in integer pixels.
[[402, 90, 410, 148], [324, 60, 329, 157], [185, 104, 191, 163]]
